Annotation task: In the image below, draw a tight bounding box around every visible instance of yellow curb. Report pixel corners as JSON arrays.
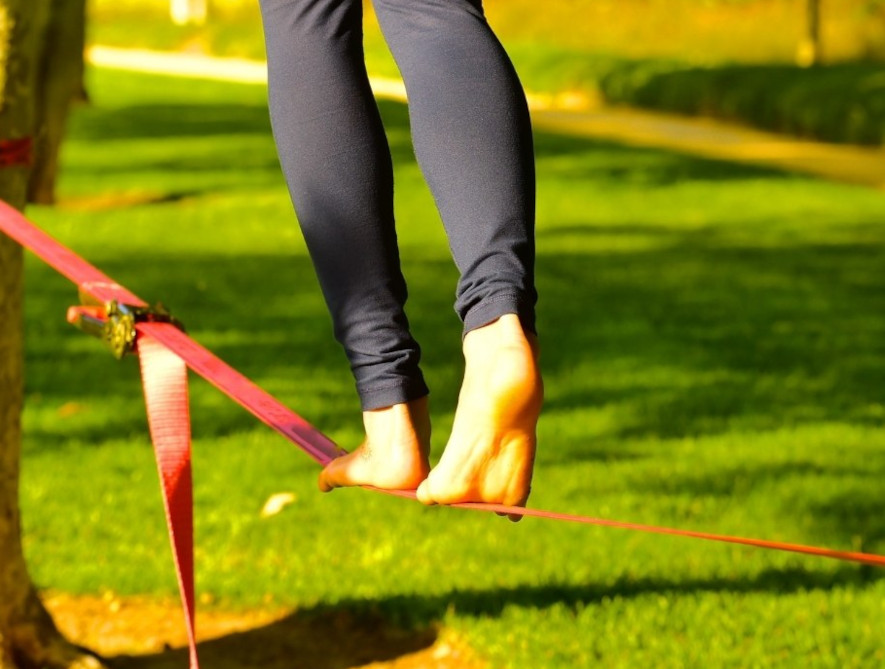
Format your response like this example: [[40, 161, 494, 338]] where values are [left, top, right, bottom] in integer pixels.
[[533, 107, 885, 190], [87, 45, 408, 101]]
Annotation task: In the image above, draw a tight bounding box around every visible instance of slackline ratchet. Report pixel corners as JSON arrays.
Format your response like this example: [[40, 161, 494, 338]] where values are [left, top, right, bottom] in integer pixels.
[[1, 200, 883, 669]]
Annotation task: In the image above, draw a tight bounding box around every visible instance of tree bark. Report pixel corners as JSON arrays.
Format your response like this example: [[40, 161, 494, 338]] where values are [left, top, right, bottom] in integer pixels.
[[27, 0, 87, 205], [0, 1, 104, 666]]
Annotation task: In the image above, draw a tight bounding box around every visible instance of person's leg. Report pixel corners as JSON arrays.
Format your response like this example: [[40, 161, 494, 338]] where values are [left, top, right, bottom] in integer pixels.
[[372, 0, 542, 516], [373, 0, 537, 334], [258, 0, 431, 489]]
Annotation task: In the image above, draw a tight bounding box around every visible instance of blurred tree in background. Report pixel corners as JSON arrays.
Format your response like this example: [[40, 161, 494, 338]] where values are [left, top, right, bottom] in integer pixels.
[[798, 0, 823, 65], [0, 0, 101, 666], [28, 0, 86, 204], [481, 0, 884, 64]]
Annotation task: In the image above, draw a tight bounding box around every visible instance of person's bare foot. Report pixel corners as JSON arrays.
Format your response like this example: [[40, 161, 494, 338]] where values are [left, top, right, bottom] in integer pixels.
[[416, 314, 542, 521], [318, 396, 431, 492]]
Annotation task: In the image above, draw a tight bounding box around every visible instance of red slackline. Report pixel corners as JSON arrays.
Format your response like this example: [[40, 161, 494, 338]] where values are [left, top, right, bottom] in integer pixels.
[[1, 200, 883, 668]]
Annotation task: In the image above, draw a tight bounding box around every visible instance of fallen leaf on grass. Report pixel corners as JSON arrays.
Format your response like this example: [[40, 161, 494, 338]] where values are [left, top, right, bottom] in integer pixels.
[[260, 492, 297, 518]]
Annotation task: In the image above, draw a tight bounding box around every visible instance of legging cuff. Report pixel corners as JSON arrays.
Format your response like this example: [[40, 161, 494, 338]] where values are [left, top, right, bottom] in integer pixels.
[[357, 377, 430, 411], [462, 293, 537, 338]]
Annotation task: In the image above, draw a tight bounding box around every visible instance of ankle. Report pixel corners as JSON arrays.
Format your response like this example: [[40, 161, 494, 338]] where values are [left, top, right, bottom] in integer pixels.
[[362, 396, 431, 453], [464, 314, 537, 362], [459, 316, 542, 417]]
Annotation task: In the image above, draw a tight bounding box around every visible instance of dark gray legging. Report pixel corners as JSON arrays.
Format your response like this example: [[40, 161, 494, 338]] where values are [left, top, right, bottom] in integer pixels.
[[258, 0, 536, 410]]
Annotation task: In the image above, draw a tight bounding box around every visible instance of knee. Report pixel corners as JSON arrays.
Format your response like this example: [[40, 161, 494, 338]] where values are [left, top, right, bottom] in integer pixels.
[[372, 0, 485, 27], [261, 0, 361, 37]]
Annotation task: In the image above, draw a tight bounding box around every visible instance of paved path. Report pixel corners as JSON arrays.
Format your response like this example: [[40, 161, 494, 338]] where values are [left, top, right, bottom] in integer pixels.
[[533, 108, 885, 189], [88, 46, 885, 190]]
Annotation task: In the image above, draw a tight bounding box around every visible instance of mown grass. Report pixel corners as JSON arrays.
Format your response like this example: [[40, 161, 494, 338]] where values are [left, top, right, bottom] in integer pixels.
[[19, 68, 885, 667]]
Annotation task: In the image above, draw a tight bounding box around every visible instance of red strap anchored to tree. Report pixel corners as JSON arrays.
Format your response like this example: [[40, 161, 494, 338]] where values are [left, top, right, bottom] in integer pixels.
[[0, 137, 33, 168], [1, 200, 884, 668]]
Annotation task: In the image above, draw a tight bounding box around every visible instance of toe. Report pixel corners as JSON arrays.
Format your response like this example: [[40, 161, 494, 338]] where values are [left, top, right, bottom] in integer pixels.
[[317, 452, 356, 492], [415, 479, 436, 505], [317, 462, 338, 492], [505, 487, 531, 522], [417, 469, 478, 506]]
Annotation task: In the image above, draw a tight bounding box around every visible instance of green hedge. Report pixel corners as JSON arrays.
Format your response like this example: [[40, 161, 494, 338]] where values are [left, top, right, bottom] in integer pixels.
[[597, 60, 885, 146], [507, 44, 885, 146]]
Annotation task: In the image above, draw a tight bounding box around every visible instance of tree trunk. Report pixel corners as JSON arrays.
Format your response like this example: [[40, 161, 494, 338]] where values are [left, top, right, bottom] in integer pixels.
[[797, 0, 822, 66], [0, 1, 104, 667], [27, 0, 87, 205]]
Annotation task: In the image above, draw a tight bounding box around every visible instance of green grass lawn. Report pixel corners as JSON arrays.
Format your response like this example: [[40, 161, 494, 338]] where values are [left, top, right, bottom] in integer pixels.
[[20, 67, 885, 668]]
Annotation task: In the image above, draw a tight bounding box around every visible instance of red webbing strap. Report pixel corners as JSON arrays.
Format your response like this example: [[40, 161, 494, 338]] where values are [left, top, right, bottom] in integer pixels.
[[136, 322, 341, 466], [403, 494, 885, 568], [138, 336, 199, 669], [372, 490, 885, 568], [0, 200, 341, 464]]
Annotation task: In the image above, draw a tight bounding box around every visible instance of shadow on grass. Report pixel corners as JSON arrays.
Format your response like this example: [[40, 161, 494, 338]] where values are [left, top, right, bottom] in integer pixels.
[[68, 97, 416, 158], [369, 564, 884, 623], [59, 96, 417, 203], [24, 232, 885, 541], [807, 493, 885, 555], [26, 232, 885, 443], [71, 103, 273, 141], [109, 608, 437, 669], [533, 130, 799, 183], [537, 236, 885, 428], [65, 79, 801, 205], [106, 564, 879, 668], [632, 460, 883, 497]]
